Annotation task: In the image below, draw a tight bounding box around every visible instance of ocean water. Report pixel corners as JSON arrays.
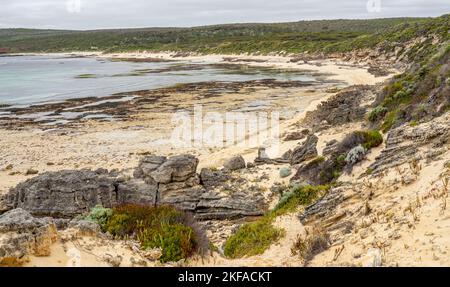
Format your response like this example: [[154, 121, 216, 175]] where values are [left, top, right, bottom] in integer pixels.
[[0, 55, 315, 106]]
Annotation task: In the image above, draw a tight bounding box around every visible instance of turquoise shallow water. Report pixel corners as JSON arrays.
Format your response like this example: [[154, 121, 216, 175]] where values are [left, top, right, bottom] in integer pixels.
[[0, 55, 315, 106]]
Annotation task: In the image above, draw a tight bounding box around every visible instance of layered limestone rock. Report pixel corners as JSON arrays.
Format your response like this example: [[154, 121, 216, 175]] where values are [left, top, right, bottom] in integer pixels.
[[301, 85, 376, 132], [4, 154, 267, 220], [290, 134, 319, 165], [367, 113, 450, 176], [0, 209, 58, 266], [5, 169, 122, 218]]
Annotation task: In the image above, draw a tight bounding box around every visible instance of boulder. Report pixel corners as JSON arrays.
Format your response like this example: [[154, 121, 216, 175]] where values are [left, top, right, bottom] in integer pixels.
[[223, 155, 246, 171], [0, 209, 57, 266], [283, 129, 310, 141], [133, 155, 166, 180], [135, 154, 198, 184], [5, 169, 120, 218], [117, 179, 158, 206], [150, 155, 199, 183], [290, 135, 319, 165]]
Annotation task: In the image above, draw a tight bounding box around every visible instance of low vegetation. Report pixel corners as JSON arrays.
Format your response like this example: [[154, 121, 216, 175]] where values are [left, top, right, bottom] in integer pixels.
[[272, 184, 330, 216], [316, 130, 383, 183], [223, 217, 284, 259], [1, 17, 443, 55], [291, 226, 331, 264], [223, 183, 329, 259], [370, 39, 449, 132], [83, 204, 202, 263], [81, 205, 113, 227]]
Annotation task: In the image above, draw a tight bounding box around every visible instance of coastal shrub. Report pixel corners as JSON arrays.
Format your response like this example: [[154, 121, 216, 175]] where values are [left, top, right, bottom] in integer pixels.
[[104, 204, 199, 263], [272, 184, 330, 215], [223, 218, 284, 259], [361, 130, 383, 150], [368, 106, 388, 122], [345, 145, 366, 166], [315, 130, 382, 184], [381, 110, 397, 132], [223, 182, 330, 259], [318, 157, 346, 184], [83, 205, 113, 229], [138, 223, 196, 263]]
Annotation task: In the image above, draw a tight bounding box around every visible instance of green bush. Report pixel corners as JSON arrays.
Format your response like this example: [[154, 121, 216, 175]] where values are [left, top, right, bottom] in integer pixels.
[[273, 184, 330, 215], [368, 106, 388, 122], [223, 218, 284, 259], [138, 223, 196, 263], [361, 130, 383, 149], [81, 205, 113, 229], [104, 204, 198, 263], [381, 110, 397, 132]]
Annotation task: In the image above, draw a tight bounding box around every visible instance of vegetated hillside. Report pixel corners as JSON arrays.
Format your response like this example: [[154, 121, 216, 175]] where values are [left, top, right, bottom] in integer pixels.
[[0, 17, 430, 54], [370, 42, 449, 132], [366, 14, 449, 131]]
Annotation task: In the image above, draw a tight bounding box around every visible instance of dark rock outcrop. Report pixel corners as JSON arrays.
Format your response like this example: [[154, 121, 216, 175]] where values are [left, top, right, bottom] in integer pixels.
[[5, 169, 121, 218], [200, 168, 230, 190], [301, 86, 375, 132], [254, 147, 289, 165], [283, 129, 310, 141], [223, 155, 246, 171], [5, 154, 268, 221], [290, 134, 319, 165]]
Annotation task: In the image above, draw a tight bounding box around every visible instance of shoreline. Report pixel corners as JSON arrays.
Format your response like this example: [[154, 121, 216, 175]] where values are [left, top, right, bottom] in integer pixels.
[[0, 52, 394, 192], [15, 51, 397, 85], [0, 52, 393, 126]]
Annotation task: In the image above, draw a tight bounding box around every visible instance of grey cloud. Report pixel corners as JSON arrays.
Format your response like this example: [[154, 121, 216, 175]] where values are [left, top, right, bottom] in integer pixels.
[[0, 0, 448, 29]]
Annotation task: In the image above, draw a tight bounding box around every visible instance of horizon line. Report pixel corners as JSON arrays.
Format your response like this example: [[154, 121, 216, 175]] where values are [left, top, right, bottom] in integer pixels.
[[0, 14, 443, 32]]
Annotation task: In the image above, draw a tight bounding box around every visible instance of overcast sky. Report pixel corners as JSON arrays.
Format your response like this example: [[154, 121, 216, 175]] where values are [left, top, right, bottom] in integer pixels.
[[0, 0, 448, 30]]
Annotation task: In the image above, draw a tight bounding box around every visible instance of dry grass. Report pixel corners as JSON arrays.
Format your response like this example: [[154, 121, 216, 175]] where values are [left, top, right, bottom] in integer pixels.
[[291, 226, 331, 264]]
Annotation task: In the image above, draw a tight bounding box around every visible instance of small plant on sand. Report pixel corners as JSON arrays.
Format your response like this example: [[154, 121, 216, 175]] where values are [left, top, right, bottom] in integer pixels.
[[291, 226, 331, 264], [223, 218, 284, 259], [104, 204, 200, 263], [409, 159, 422, 176]]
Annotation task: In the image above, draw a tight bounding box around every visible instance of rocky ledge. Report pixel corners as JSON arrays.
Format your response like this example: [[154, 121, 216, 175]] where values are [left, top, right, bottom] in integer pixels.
[[0, 209, 57, 266], [2, 154, 268, 221]]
